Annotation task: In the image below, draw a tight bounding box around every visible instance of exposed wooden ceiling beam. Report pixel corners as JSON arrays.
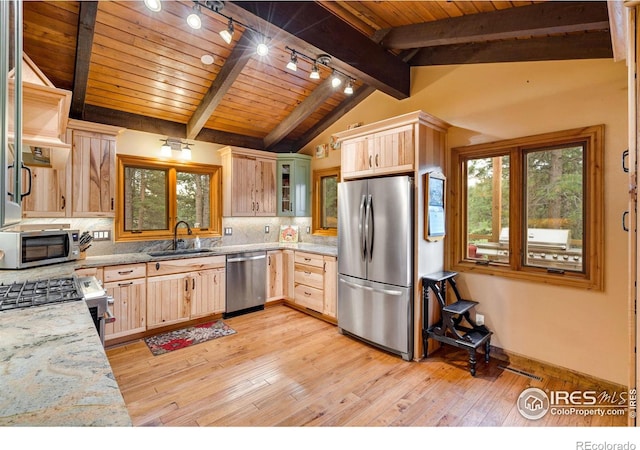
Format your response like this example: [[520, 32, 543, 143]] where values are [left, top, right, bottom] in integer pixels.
[[228, 1, 410, 100], [264, 77, 337, 150], [292, 84, 376, 151], [186, 31, 256, 140], [377, 1, 610, 50], [83, 104, 268, 150], [70, 1, 98, 119], [410, 31, 613, 66]]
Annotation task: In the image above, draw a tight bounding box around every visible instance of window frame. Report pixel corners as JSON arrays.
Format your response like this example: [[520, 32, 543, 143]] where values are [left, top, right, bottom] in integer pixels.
[[115, 154, 222, 242], [447, 125, 604, 290], [312, 166, 340, 237]]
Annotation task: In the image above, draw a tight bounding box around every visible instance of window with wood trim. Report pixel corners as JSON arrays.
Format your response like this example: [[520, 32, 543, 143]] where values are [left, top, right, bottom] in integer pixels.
[[312, 167, 340, 236], [448, 125, 603, 290], [115, 155, 222, 241]]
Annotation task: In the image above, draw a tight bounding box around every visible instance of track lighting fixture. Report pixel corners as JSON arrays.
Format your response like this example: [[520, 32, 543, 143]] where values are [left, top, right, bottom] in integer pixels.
[[331, 71, 342, 88], [344, 79, 354, 95], [286, 51, 298, 72], [186, 3, 202, 30], [144, 0, 162, 12], [310, 63, 320, 80], [219, 18, 234, 44]]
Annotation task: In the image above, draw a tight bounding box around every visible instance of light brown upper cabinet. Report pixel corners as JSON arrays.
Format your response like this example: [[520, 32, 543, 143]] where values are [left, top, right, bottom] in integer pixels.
[[219, 146, 277, 217], [68, 120, 123, 217]]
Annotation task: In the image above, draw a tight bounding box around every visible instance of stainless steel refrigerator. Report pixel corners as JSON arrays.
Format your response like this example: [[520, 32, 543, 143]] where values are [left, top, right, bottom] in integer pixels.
[[338, 175, 414, 361]]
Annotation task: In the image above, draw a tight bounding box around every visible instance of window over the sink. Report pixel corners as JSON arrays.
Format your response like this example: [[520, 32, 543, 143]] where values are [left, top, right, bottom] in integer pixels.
[[115, 155, 222, 241], [312, 167, 339, 236]]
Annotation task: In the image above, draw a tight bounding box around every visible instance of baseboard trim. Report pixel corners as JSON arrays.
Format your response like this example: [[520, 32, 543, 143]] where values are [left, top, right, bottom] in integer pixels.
[[488, 346, 627, 392]]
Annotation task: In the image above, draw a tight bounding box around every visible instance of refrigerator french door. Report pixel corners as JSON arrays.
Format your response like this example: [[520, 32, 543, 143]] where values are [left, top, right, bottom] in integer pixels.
[[337, 175, 414, 361]]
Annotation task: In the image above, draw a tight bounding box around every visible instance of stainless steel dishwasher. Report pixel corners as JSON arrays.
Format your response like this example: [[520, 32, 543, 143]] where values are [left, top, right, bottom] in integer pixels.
[[224, 250, 267, 318]]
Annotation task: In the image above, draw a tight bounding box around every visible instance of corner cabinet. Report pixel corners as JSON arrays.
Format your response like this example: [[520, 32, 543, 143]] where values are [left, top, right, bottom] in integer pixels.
[[67, 120, 124, 217], [277, 153, 311, 217], [218, 146, 277, 217]]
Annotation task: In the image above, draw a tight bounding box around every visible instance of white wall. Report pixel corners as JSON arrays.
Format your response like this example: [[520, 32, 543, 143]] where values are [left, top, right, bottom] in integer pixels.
[[304, 59, 629, 385]]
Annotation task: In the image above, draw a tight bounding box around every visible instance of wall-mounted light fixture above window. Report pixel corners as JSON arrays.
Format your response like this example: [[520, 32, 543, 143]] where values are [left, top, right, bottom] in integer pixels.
[[160, 138, 194, 160]]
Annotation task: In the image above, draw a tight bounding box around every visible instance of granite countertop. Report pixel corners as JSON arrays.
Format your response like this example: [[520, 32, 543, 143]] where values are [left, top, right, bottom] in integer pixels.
[[0, 242, 337, 284], [0, 301, 132, 426]]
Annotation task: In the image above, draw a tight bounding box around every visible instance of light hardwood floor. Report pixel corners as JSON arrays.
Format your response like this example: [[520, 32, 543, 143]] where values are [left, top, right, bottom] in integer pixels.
[[106, 305, 627, 427]]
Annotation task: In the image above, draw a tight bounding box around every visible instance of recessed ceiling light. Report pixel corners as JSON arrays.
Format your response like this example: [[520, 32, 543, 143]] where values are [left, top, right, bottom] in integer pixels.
[[201, 54, 214, 65], [144, 0, 162, 12]]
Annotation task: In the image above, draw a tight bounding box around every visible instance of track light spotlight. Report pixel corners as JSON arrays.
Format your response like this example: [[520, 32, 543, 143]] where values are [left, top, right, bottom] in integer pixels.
[[256, 40, 269, 56], [310, 63, 320, 80], [144, 0, 162, 12], [344, 79, 354, 95], [286, 51, 298, 71], [219, 18, 234, 44], [186, 3, 202, 29], [331, 71, 342, 88]]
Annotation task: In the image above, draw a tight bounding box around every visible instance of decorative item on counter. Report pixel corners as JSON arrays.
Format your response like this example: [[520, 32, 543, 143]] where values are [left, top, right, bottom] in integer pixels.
[[78, 231, 94, 259], [279, 225, 299, 243]]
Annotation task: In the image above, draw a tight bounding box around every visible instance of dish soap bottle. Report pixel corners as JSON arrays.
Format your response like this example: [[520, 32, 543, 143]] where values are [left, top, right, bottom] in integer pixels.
[[194, 235, 201, 249]]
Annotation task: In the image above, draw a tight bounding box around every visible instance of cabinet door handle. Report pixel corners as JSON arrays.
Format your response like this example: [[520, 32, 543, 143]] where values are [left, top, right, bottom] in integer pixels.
[[111, 198, 114, 210], [61, 195, 66, 210], [304, 291, 311, 296], [118, 282, 133, 287], [118, 270, 134, 275], [375, 154, 379, 167], [185, 279, 189, 292], [192, 278, 195, 290], [368, 155, 372, 168], [256, 201, 260, 211]]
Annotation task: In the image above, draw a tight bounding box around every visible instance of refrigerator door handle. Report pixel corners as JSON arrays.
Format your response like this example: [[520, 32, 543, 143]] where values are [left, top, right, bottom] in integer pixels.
[[339, 277, 404, 296], [359, 194, 367, 260], [365, 194, 374, 262]]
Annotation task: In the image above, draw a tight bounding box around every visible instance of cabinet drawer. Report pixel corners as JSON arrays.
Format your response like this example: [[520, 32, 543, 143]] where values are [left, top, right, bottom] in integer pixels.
[[294, 264, 324, 290], [294, 283, 324, 312], [147, 255, 226, 276], [103, 263, 146, 282], [294, 251, 324, 268]]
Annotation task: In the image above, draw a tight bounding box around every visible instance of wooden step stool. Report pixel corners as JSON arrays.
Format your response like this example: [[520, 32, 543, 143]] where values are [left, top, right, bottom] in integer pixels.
[[422, 271, 492, 376]]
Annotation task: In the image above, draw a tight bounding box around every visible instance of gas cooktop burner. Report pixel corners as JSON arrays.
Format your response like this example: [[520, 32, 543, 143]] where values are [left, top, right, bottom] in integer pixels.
[[0, 277, 83, 311]]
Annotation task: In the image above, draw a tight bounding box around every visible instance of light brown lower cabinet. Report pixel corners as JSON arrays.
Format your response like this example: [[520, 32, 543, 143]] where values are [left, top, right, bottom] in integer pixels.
[[146, 256, 226, 329], [266, 250, 283, 301], [103, 264, 147, 339], [293, 251, 337, 319]]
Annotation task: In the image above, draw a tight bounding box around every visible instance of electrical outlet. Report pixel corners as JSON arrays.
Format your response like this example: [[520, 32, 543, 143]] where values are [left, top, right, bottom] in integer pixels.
[[224, 227, 232, 236], [476, 313, 485, 326], [264, 225, 270, 234], [92, 230, 111, 241], [306, 226, 311, 234]]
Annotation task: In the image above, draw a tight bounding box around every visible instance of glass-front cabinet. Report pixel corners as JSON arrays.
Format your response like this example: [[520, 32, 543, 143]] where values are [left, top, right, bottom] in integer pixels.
[[277, 153, 311, 217]]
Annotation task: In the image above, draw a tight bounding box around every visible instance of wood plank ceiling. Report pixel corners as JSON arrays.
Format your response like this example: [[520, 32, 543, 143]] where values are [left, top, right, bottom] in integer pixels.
[[22, 1, 613, 153]]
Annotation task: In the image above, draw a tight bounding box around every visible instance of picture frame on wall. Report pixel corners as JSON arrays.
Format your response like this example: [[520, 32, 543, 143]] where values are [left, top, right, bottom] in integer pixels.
[[315, 144, 328, 159], [425, 171, 446, 241]]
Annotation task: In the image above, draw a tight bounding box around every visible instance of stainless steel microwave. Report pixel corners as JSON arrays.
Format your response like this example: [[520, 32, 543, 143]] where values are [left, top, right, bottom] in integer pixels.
[[0, 228, 81, 269]]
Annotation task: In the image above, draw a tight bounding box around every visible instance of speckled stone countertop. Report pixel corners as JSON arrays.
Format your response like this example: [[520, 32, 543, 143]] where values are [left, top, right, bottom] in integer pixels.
[[0, 242, 337, 284], [0, 301, 132, 426]]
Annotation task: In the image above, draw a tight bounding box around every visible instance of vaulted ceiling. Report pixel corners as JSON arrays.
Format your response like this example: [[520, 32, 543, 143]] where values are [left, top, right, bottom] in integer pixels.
[[22, 1, 613, 153]]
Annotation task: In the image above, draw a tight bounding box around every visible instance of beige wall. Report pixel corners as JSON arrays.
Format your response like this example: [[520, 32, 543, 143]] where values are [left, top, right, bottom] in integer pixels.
[[304, 59, 629, 385]]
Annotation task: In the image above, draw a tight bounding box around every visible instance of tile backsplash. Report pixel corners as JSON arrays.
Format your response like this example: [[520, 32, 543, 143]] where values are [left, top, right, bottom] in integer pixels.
[[19, 216, 336, 257]]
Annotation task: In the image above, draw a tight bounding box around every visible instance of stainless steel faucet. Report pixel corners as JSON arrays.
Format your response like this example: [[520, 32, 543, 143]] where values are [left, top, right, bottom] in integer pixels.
[[173, 220, 192, 250]]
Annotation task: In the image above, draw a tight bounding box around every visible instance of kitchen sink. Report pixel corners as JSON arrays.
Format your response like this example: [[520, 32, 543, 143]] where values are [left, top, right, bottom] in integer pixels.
[[147, 248, 215, 257]]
